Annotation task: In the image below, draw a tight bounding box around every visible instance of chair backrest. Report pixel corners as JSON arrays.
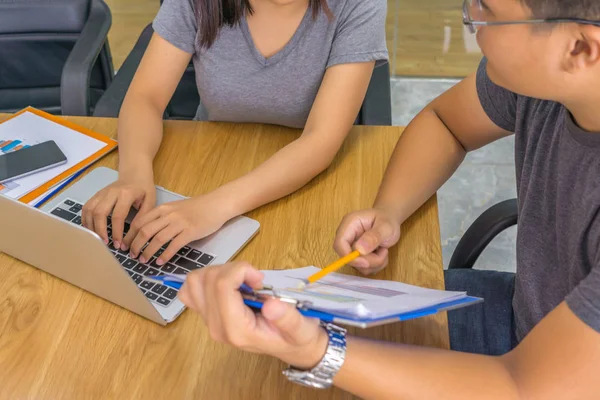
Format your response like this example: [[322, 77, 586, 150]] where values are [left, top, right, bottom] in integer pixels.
[[0, 0, 112, 115], [165, 63, 392, 125]]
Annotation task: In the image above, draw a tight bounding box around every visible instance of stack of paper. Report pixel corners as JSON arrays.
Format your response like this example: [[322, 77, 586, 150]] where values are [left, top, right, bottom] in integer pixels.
[[0, 108, 117, 206]]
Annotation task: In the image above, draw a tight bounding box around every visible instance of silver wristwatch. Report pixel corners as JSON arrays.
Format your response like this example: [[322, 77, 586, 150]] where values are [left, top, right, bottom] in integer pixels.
[[283, 322, 347, 389]]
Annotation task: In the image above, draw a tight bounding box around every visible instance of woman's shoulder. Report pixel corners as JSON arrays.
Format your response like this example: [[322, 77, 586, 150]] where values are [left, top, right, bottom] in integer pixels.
[[156, 0, 197, 23], [326, 0, 387, 25], [328, 0, 387, 15], [153, 0, 198, 54]]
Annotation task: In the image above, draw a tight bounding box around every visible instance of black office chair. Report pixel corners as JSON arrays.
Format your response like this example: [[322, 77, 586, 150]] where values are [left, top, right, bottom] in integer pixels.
[[448, 198, 518, 270], [0, 0, 114, 116], [445, 199, 518, 356], [94, 25, 392, 125]]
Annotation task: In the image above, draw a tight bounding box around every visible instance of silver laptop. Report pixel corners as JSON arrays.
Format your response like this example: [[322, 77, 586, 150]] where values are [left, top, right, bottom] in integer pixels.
[[0, 167, 260, 325]]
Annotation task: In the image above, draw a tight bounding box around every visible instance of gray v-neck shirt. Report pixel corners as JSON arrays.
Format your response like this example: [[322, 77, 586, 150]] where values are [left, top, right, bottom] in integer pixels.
[[153, 0, 388, 128]]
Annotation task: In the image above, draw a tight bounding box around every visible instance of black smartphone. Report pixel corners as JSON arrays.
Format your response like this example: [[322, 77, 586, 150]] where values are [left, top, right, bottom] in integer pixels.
[[0, 140, 67, 184]]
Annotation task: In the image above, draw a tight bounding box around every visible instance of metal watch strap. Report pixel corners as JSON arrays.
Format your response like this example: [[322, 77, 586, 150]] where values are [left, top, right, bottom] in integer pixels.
[[283, 322, 347, 389]]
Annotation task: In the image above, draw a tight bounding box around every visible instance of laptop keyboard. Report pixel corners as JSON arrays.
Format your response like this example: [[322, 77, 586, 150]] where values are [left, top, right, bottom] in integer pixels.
[[50, 198, 216, 308]]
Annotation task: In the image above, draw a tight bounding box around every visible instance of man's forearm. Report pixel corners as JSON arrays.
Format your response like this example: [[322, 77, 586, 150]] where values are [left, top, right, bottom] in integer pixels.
[[374, 108, 467, 223], [117, 95, 164, 177], [334, 336, 519, 400]]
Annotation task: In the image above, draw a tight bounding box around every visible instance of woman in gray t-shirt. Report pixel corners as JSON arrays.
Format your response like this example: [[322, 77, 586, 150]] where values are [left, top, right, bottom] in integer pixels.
[[82, 0, 388, 265]]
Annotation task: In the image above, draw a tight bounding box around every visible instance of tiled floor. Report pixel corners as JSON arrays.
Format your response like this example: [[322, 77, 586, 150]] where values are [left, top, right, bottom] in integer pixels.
[[391, 78, 517, 273]]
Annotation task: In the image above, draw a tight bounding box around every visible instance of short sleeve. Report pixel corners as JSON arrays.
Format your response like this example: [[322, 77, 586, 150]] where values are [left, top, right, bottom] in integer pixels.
[[327, 0, 389, 68], [476, 58, 518, 132], [152, 0, 198, 54], [566, 262, 600, 333]]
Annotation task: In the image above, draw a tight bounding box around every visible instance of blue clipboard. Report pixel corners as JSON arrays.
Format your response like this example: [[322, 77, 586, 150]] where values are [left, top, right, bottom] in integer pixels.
[[243, 295, 483, 328], [146, 274, 483, 329]]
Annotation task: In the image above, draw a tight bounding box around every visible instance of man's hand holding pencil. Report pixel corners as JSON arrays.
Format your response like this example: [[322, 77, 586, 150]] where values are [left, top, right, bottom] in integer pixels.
[[333, 207, 402, 276]]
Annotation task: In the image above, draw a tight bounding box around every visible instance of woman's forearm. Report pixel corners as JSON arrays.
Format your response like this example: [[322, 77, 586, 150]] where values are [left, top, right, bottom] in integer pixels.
[[334, 336, 519, 400], [116, 93, 165, 178], [210, 134, 338, 218]]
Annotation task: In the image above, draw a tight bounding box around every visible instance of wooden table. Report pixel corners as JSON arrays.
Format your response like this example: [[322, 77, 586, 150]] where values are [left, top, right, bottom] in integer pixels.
[[0, 116, 447, 399]]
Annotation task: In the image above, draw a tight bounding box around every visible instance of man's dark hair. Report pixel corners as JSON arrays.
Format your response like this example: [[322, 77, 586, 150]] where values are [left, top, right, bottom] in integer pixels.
[[521, 0, 600, 20], [196, 0, 332, 49]]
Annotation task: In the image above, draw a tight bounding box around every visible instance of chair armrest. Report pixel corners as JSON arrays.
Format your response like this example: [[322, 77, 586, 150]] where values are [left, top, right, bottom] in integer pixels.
[[60, 0, 112, 116], [358, 63, 392, 126], [448, 198, 518, 270], [92, 24, 154, 118]]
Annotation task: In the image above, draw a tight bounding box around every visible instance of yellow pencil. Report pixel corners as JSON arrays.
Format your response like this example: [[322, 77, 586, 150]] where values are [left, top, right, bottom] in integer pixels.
[[298, 250, 362, 288]]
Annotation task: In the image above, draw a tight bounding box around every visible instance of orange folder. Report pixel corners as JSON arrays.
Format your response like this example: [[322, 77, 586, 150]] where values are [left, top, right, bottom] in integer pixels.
[[0, 107, 117, 204]]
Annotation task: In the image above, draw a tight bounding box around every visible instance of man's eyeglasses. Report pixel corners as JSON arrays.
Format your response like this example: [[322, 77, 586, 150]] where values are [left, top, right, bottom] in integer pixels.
[[462, 0, 600, 34]]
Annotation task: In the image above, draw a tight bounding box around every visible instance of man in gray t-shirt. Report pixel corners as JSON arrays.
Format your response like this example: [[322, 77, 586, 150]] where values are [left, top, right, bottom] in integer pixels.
[[475, 59, 600, 342], [171, 0, 600, 397], [153, 0, 388, 128]]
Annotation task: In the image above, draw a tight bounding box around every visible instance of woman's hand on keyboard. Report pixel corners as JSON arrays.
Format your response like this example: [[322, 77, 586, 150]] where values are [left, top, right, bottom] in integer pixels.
[[82, 171, 156, 249], [125, 194, 232, 265]]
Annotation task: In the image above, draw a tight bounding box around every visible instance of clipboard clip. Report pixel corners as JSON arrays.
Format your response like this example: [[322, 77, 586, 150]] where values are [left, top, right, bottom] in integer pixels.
[[242, 284, 314, 311]]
